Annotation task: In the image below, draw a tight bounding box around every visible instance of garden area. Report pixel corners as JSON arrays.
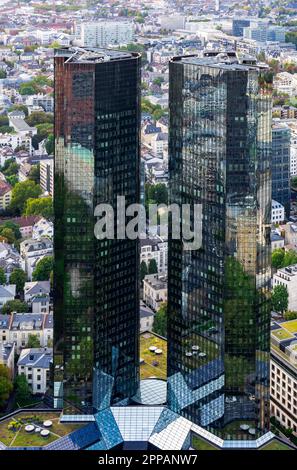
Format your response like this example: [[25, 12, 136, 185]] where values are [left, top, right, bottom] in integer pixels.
[[192, 435, 219, 451], [260, 440, 293, 451], [0, 412, 83, 448], [140, 332, 167, 380]]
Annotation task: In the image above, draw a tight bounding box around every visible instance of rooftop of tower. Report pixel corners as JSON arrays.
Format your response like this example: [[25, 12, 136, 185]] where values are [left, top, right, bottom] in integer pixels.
[[55, 46, 140, 63], [171, 51, 269, 72]]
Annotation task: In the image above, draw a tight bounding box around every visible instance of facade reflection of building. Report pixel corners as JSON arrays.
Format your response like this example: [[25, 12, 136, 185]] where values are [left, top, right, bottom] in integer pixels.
[[167, 52, 272, 440], [53, 47, 141, 415]]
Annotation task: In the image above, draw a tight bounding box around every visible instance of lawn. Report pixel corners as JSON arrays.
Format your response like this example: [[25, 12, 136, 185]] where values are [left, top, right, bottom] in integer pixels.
[[0, 412, 84, 448], [192, 435, 219, 450], [281, 320, 297, 334], [260, 440, 293, 451], [140, 332, 167, 379], [272, 329, 293, 341]]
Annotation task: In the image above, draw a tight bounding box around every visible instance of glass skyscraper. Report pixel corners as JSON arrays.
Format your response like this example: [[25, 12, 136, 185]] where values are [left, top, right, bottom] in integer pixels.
[[167, 53, 272, 441], [54, 47, 141, 415], [272, 121, 291, 218]]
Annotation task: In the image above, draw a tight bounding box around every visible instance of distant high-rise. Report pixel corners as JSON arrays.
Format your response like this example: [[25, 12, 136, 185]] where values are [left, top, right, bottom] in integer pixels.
[[272, 121, 291, 218], [76, 21, 134, 48], [168, 52, 272, 440], [54, 47, 141, 414]]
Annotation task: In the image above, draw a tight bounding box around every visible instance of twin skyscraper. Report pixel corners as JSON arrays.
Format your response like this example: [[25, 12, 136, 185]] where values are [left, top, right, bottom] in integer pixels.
[[53, 47, 272, 443]]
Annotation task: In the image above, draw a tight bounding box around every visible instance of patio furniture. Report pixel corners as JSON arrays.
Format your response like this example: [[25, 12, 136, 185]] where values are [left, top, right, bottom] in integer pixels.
[[43, 420, 53, 428], [25, 425, 35, 433]]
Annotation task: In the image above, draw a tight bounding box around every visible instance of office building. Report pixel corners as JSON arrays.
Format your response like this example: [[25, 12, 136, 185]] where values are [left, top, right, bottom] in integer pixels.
[[272, 121, 291, 218], [54, 47, 141, 414], [271, 320, 297, 436], [232, 19, 251, 37], [167, 52, 272, 441]]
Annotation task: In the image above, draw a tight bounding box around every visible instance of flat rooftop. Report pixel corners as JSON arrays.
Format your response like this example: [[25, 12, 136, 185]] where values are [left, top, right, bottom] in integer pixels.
[[55, 47, 140, 63], [171, 52, 268, 72]]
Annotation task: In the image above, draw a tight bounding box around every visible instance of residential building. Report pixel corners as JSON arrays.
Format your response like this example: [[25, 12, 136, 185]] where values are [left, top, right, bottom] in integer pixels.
[[274, 72, 297, 97], [278, 223, 297, 249], [140, 237, 168, 274], [271, 231, 285, 251], [143, 274, 167, 311], [0, 284, 16, 309], [32, 294, 50, 314], [167, 52, 272, 440], [0, 242, 21, 281], [270, 320, 297, 435], [273, 264, 297, 312], [0, 216, 40, 239], [32, 218, 53, 240], [272, 121, 291, 217], [77, 21, 134, 48], [0, 342, 15, 378], [272, 200, 285, 225], [24, 280, 50, 303], [18, 347, 52, 394], [20, 237, 53, 280], [54, 47, 141, 414], [40, 158, 54, 195], [9, 312, 53, 353], [140, 302, 155, 333], [0, 314, 12, 343], [0, 180, 12, 211]]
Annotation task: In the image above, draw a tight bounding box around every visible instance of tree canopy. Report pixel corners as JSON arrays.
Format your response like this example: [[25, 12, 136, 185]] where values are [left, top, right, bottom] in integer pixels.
[[152, 302, 167, 338], [2, 299, 29, 315], [32, 256, 53, 281], [271, 285, 289, 313], [10, 180, 42, 214]]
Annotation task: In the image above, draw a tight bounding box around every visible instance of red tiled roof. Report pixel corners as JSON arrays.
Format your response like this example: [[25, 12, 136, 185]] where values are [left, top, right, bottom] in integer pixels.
[[0, 180, 11, 196], [0, 216, 41, 228]]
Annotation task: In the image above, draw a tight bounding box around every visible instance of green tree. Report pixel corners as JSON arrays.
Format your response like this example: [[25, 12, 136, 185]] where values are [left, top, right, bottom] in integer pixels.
[[0, 125, 15, 134], [0, 267, 6, 285], [271, 285, 289, 313], [8, 104, 29, 117], [140, 260, 148, 282], [0, 222, 21, 240], [32, 256, 53, 281], [27, 334, 41, 348], [0, 115, 9, 126], [2, 300, 29, 315], [2, 160, 19, 177], [152, 302, 167, 337], [25, 111, 53, 127], [148, 259, 158, 274], [45, 134, 54, 155], [283, 250, 297, 267], [14, 374, 31, 405], [0, 69, 7, 79], [284, 311, 297, 321], [0, 365, 13, 407], [0, 227, 15, 244], [19, 84, 36, 95], [24, 197, 53, 219], [28, 164, 40, 184], [10, 180, 42, 214], [10, 268, 27, 294]]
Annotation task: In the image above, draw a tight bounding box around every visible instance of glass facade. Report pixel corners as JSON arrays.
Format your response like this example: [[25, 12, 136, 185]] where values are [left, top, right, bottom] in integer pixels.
[[272, 123, 291, 218], [167, 56, 272, 440], [54, 47, 141, 414]]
